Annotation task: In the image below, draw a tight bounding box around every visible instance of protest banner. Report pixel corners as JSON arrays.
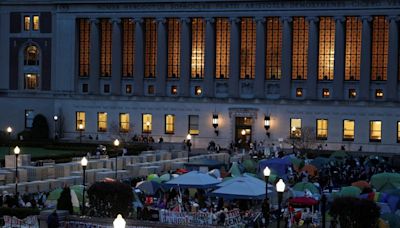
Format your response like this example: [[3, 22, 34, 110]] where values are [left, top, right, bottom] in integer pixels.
[[3, 215, 39, 228]]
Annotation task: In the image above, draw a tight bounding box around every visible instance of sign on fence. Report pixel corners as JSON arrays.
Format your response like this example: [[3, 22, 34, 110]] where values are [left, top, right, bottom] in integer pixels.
[[159, 209, 213, 225], [3, 216, 39, 228], [224, 209, 243, 227]]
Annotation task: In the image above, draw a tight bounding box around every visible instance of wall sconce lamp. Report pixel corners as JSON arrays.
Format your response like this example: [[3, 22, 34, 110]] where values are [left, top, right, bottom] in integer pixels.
[[212, 114, 219, 136], [264, 115, 271, 138]]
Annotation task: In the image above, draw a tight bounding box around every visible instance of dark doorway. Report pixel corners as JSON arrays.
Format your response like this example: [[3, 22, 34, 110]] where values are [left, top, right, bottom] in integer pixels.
[[235, 117, 252, 148]]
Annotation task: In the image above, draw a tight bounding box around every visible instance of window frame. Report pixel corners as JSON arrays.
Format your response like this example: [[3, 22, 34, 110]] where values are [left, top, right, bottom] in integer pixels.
[[290, 118, 302, 139], [25, 109, 34, 129], [369, 120, 382, 142], [343, 119, 355, 141], [119, 113, 130, 133], [188, 115, 200, 135], [165, 114, 175, 134], [316, 119, 328, 140], [76, 111, 86, 131], [142, 113, 152, 134], [97, 112, 108, 132]]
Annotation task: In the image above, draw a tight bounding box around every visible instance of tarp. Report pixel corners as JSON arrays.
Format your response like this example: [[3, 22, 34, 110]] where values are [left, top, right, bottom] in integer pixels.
[[163, 171, 221, 189], [210, 179, 266, 199]]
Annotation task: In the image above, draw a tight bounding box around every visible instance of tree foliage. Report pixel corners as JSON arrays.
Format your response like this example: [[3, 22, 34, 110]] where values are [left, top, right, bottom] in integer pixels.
[[87, 180, 133, 218], [329, 197, 380, 228], [285, 126, 317, 155], [31, 114, 49, 140]]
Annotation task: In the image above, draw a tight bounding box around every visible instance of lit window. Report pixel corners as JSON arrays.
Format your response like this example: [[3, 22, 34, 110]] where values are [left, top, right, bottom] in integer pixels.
[[97, 112, 107, 132], [191, 18, 205, 78], [369, 120, 382, 142], [397, 122, 400, 143], [349, 89, 357, 99], [317, 119, 328, 140], [148, 85, 154, 95], [78, 18, 90, 77], [25, 109, 35, 129], [292, 17, 309, 80], [24, 73, 39, 90], [171, 85, 178, 95], [195, 86, 202, 96], [119, 113, 130, 133], [142, 114, 152, 133], [290, 118, 302, 138], [24, 16, 30, 31], [144, 18, 157, 78], [100, 19, 112, 77], [296, 88, 303, 97], [322, 88, 330, 98], [240, 17, 256, 79], [24, 45, 39, 65], [318, 17, 335, 80], [345, 17, 361, 81], [371, 16, 388, 81], [167, 18, 181, 78], [165, 114, 175, 134], [189, 115, 200, 135], [125, 84, 132, 94], [266, 17, 282, 80], [33, 15, 40, 31], [375, 89, 384, 99], [122, 18, 135, 77], [215, 18, 230, 79], [343, 119, 354, 141], [76, 111, 86, 130]]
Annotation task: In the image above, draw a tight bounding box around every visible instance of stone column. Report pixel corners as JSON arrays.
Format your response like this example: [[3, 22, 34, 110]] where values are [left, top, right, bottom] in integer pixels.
[[306, 16, 319, 100], [254, 17, 266, 99], [111, 18, 121, 95], [133, 18, 144, 96], [228, 17, 240, 98], [179, 17, 191, 97], [280, 16, 292, 99], [333, 16, 346, 100], [156, 18, 167, 96], [89, 18, 99, 94], [204, 17, 215, 97], [386, 16, 399, 101], [359, 16, 372, 101]]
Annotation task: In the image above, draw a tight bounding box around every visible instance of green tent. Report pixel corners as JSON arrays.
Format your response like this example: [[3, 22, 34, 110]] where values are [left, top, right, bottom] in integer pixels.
[[371, 172, 400, 192], [229, 162, 242, 177], [292, 182, 320, 194], [242, 159, 257, 173], [339, 186, 361, 197]]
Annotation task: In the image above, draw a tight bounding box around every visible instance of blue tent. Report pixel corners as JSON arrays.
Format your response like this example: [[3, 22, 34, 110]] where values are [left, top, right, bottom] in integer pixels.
[[210, 179, 266, 200], [163, 171, 221, 189], [258, 157, 291, 177], [217, 173, 265, 187]]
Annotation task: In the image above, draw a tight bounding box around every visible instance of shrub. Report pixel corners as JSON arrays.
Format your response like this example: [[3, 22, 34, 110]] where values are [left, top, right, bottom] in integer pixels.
[[17, 130, 32, 141], [87, 180, 133, 218], [31, 114, 49, 140], [0, 207, 40, 219]]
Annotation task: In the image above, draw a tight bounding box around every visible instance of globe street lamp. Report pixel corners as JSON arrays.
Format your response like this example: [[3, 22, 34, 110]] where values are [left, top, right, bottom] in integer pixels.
[[113, 214, 126, 228], [81, 157, 88, 215], [186, 134, 192, 163], [14, 146, 20, 194], [276, 179, 286, 228], [53, 115, 58, 140], [114, 139, 120, 180], [6, 127, 12, 155], [263, 166, 271, 227]]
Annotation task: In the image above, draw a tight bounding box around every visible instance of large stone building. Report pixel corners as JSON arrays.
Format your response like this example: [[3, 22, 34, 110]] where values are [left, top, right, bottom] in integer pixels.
[[1, 0, 400, 153]]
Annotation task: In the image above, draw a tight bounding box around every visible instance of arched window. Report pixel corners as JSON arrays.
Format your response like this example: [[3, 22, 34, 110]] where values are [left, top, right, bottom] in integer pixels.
[[24, 45, 40, 65]]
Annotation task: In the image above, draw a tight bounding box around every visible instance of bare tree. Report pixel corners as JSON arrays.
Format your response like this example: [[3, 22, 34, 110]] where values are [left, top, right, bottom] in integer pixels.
[[285, 126, 317, 154], [109, 121, 135, 144]]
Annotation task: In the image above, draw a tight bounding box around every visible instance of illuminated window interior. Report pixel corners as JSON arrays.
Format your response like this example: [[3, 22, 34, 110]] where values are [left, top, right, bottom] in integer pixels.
[[25, 45, 39, 65], [195, 86, 202, 96], [375, 89, 384, 98], [33, 15, 40, 31], [290, 118, 302, 138], [76, 111, 86, 130], [215, 18, 230, 79], [317, 119, 328, 139], [397, 122, 400, 142], [24, 73, 39, 90], [167, 18, 181, 78], [266, 17, 282, 80], [171, 85, 178, 95], [345, 17, 362, 81], [24, 16, 30, 31], [318, 17, 335, 80], [97, 112, 107, 132], [100, 19, 112, 77], [343, 119, 354, 141], [240, 17, 256, 79], [322, 88, 330, 98], [191, 18, 205, 79], [165, 114, 175, 134], [349, 89, 357, 98], [296, 88, 303, 97], [189, 115, 200, 135], [125, 84, 132, 94], [371, 16, 388, 81], [119, 113, 130, 133], [122, 18, 135, 77], [292, 17, 309, 80], [78, 18, 90, 77], [370, 120, 382, 142], [144, 18, 157, 78], [142, 114, 152, 133]]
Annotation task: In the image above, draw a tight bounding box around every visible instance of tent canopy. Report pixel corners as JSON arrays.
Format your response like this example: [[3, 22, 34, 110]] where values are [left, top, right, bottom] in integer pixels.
[[210, 179, 266, 200], [163, 171, 221, 189]]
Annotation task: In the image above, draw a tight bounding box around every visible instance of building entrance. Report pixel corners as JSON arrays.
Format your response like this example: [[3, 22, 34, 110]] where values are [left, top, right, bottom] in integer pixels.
[[235, 117, 252, 148]]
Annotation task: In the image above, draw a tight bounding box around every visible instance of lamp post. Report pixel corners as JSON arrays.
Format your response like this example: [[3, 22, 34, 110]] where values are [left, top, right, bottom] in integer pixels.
[[14, 146, 20, 194], [113, 214, 126, 228], [276, 179, 286, 228], [6, 127, 12, 155], [263, 166, 271, 227], [264, 116, 271, 138], [78, 123, 84, 143], [81, 157, 88, 216], [212, 114, 219, 136], [186, 134, 192, 162], [53, 115, 58, 140], [114, 139, 120, 180]]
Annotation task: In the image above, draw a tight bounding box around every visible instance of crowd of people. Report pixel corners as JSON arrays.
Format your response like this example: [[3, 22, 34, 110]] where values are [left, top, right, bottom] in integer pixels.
[[0, 191, 48, 209]]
